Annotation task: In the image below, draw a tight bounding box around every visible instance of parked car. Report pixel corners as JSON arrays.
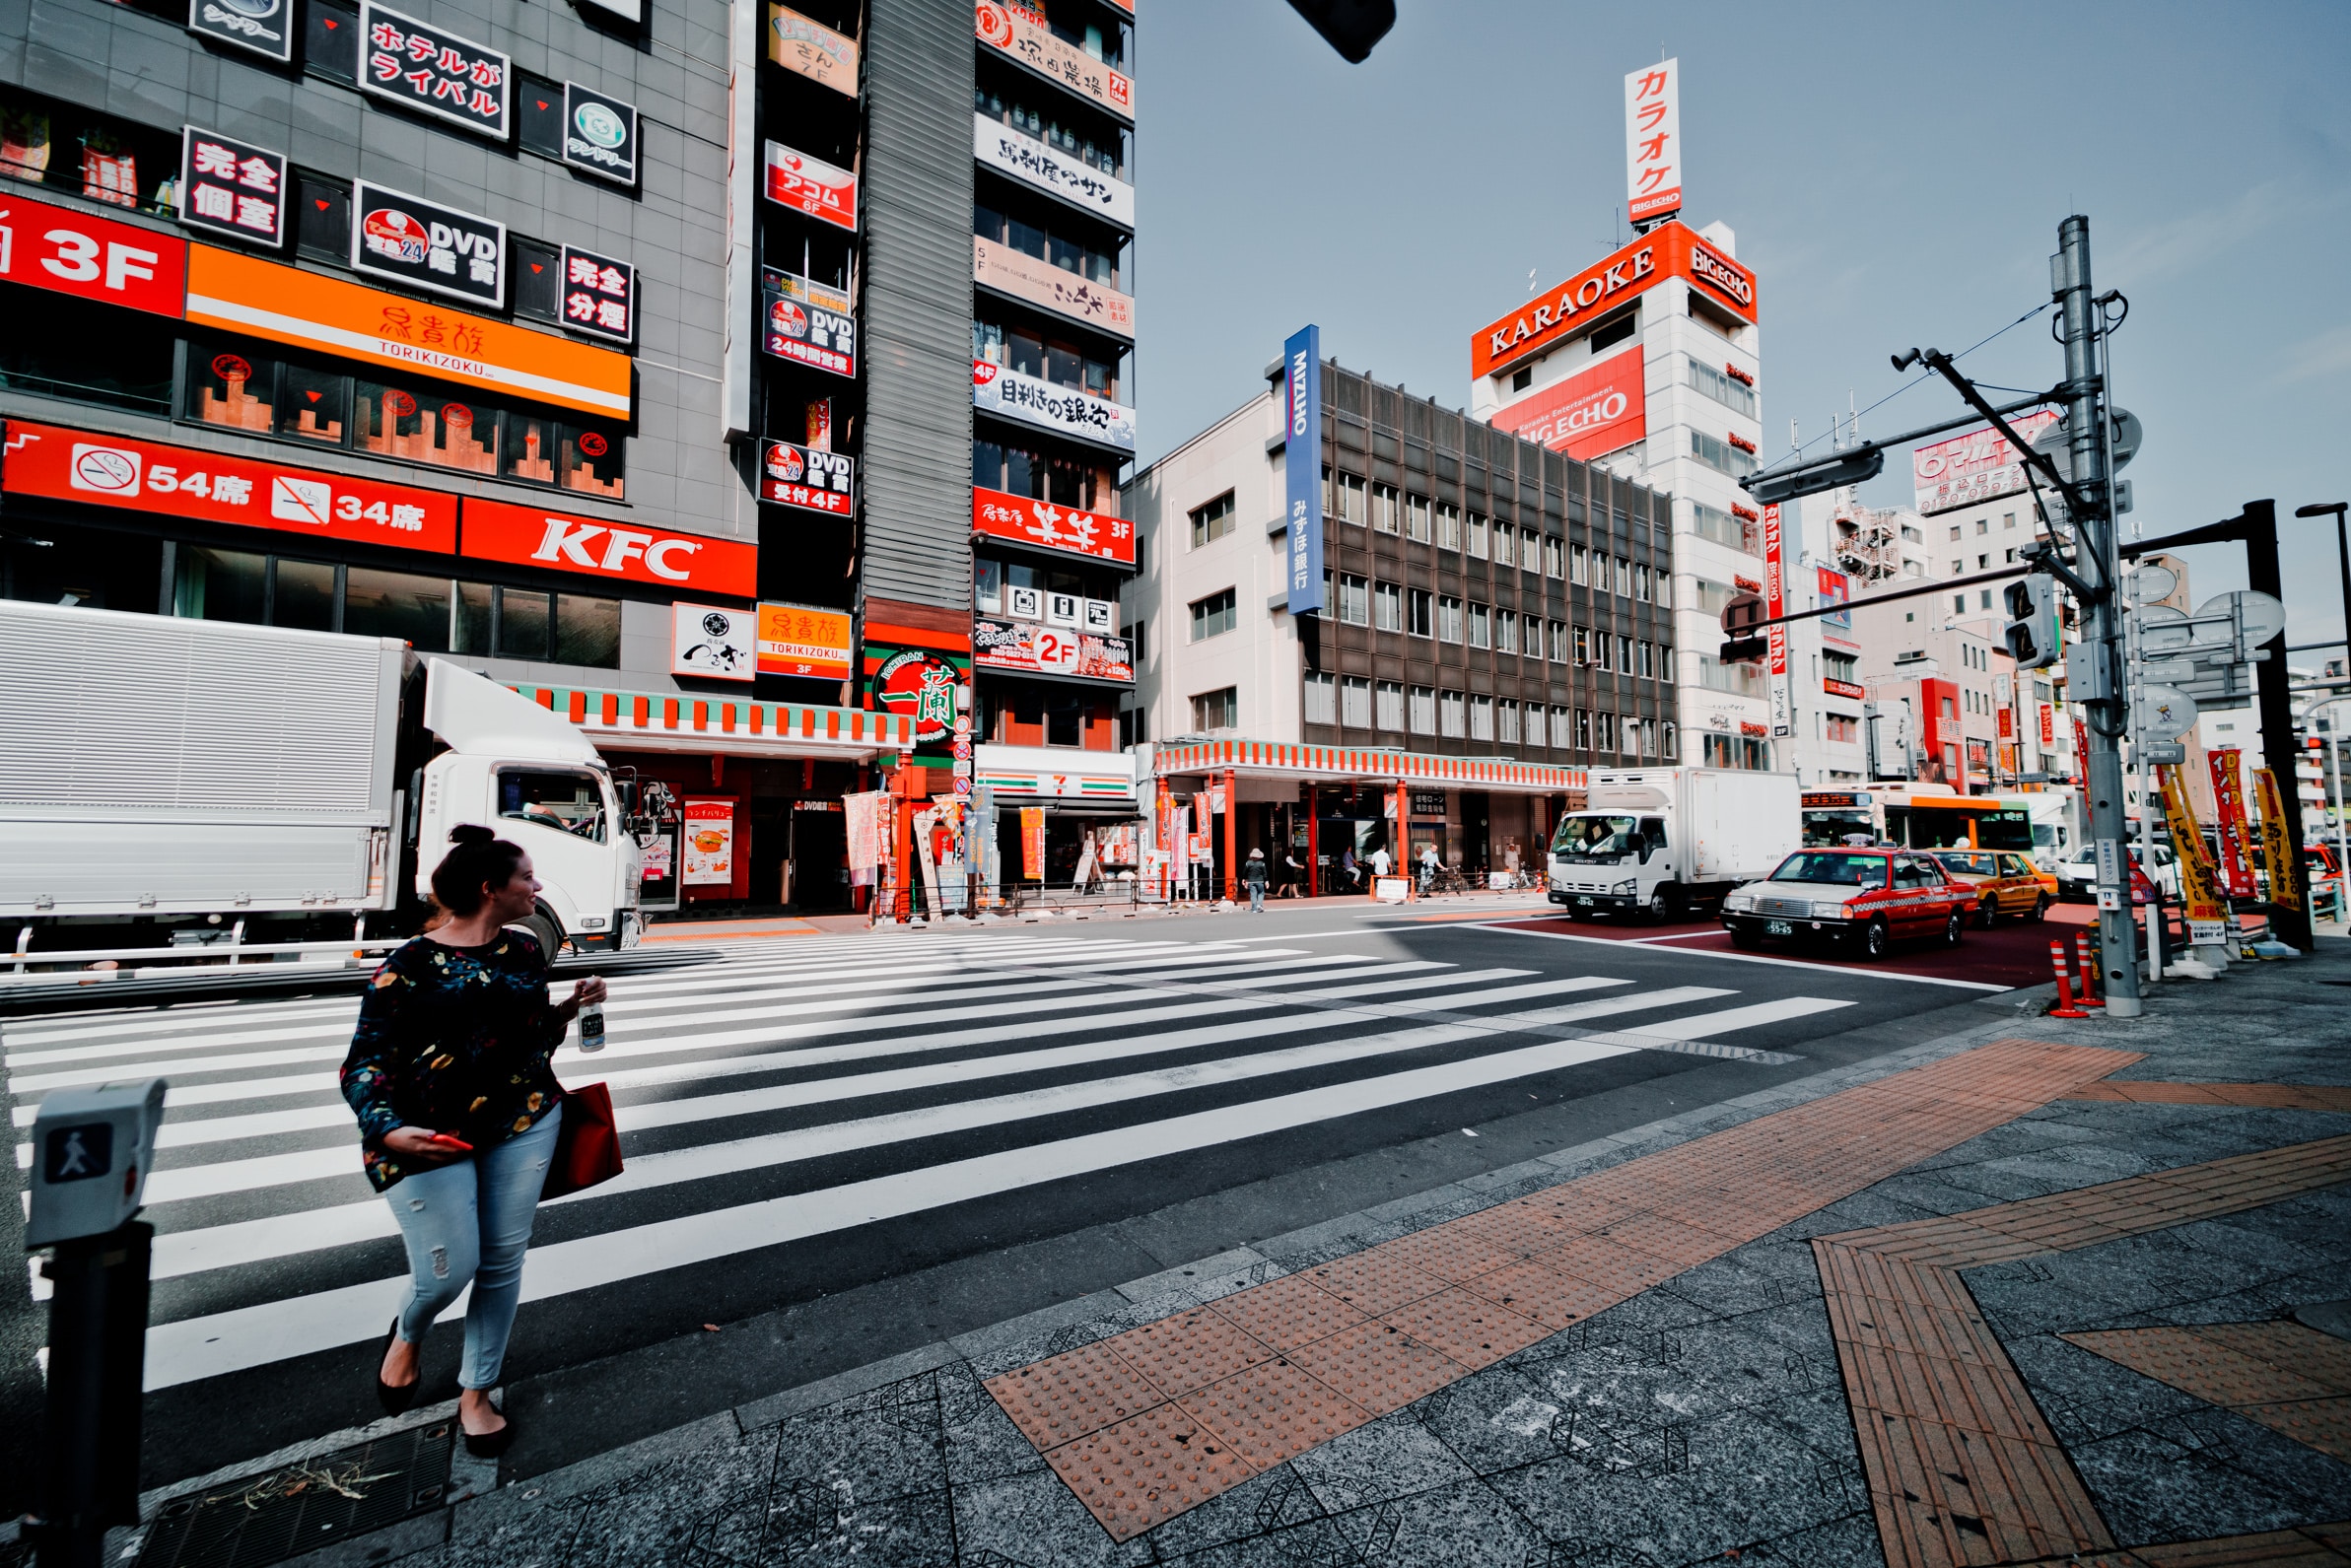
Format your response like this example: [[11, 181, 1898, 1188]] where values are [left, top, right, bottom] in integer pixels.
[[1720, 849, 1975, 959], [2054, 843, 2180, 902], [1928, 850, 2052, 925]]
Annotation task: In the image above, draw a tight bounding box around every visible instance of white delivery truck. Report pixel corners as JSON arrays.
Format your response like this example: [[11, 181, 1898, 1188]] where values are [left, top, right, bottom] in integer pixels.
[[1547, 766, 1803, 921], [0, 599, 640, 960]]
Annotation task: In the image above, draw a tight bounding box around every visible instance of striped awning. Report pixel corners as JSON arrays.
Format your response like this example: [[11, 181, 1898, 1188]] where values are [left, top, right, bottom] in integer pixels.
[[507, 683, 912, 760], [1150, 739, 1584, 794]]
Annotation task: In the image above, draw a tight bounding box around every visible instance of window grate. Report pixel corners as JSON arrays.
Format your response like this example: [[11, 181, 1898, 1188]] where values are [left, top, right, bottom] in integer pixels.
[[137, 1424, 453, 1568]]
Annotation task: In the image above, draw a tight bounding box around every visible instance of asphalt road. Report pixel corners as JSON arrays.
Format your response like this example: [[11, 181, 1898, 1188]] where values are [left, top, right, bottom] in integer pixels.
[[0, 899, 2035, 1497]]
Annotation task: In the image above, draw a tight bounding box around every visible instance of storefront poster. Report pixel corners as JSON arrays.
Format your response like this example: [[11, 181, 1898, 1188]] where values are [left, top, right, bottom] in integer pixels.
[[0, 190, 185, 316], [637, 831, 672, 883], [188, 0, 293, 60], [761, 275, 856, 376], [972, 360, 1135, 451], [359, 3, 511, 140], [681, 798, 735, 886], [974, 115, 1133, 227], [178, 127, 286, 247], [183, 246, 632, 418], [971, 485, 1134, 565], [1, 417, 457, 551], [462, 497, 755, 594], [766, 4, 858, 94], [559, 243, 636, 345], [756, 602, 853, 679], [2209, 748, 2254, 899], [975, 2, 1132, 119], [671, 603, 755, 681], [973, 234, 1132, 335], [971, 618, 1132, 683], [561, 83, 640, 186], [760, 439, 855, 514], [351, 180, 505, 307], [763, 140, 857, 231]]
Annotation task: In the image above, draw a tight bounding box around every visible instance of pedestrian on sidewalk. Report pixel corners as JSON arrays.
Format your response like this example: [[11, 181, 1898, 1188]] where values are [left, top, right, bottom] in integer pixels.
[[1279, 851, 1306, 898], [1339, 846, 1358, 892], [1369, 844, 1392, 885], [342, 825, 607, 1458], [1243, 848, 1269, 912], [1418, 842, 1439, 894]]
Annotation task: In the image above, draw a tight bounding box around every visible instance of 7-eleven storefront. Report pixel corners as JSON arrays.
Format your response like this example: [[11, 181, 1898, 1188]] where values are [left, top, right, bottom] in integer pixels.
[[508, 682, 913, 915], [1149, 740, 1586, 898]]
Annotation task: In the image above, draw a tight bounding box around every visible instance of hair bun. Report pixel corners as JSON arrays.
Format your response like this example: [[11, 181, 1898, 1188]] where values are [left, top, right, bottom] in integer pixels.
[[449, 823, 496, 846]]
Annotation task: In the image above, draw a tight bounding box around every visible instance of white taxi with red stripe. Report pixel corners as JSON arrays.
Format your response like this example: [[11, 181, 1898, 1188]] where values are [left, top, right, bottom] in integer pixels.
[[1719, 849, 1976, 960]]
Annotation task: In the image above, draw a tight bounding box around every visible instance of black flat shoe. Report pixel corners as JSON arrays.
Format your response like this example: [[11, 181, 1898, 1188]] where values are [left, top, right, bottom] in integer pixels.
[[376, 1320, 419, 1414], [461, 1415, 515, 1458]]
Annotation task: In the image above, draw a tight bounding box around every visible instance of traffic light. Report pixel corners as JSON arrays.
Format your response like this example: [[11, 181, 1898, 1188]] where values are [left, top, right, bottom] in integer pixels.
[[1718, 589, 1766, 664], [1284, 0, 1396, 61], [1718, 635, 1767, 664], [2002, 573, 2062, 669]]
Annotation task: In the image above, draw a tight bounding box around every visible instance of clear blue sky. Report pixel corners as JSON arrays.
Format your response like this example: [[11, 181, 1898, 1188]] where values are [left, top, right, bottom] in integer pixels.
[[1129, 0, 2351, 651]]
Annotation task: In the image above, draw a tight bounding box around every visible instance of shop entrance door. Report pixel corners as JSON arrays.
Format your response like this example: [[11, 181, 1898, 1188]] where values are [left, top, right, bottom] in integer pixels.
[[1462, 790, 1491, 875], [792, 805, 849, 911]]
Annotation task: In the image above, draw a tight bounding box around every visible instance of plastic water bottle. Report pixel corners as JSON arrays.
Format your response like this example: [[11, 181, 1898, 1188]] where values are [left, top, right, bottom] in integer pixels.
[[578, 1000, 605, 1053]]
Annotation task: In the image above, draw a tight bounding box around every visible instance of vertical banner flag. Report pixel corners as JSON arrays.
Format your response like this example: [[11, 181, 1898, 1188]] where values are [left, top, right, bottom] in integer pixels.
[[2159, 767, 2229, 944], [1020, 806, 1045, 881], [2253, 767, 2304, 916], [1283, 324, 1323, 616], [1624, 57, 1682, 224], [2208, 747, 2256, 899], [1763, 502, 1790, 737]]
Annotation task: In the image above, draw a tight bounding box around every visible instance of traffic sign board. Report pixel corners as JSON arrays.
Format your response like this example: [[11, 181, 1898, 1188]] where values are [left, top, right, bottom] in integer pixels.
[[2133, 684, 2198, 739]]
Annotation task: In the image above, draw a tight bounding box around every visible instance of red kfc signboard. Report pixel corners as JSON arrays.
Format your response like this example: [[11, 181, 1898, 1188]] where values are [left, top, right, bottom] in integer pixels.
[[971, 485, 1134, 566], [462, 497, 755, 596], [2, 419, 454, 551], [1487, 350, 1646, 462], [0, 191, 186, 316]]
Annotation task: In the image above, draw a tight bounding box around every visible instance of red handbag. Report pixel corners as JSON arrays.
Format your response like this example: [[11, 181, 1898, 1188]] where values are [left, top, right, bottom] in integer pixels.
[[542, 1082, 623, 1198]]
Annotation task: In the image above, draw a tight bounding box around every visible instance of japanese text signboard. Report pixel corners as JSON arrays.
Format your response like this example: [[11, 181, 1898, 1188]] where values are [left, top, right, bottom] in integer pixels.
[[1624, 58, 1682, 223], [672, 604, 755, 681], [188, 0, 293, 60], [766, 4, 858, 94], [2254, 767, 2304, 916], [359, 3, 511, 140], [761, 268, 856, 376], [975, 2, 1132, 121], [2159, 766, 2229, 940], [1910, 410, 2062, 514], [1764, 503, 1790, 737], [462, 497, 755, 595], [971, 361, 1135, 450], [350, 180, 505, 307], [558, 243, 635, 345], [763, 141, 857, 232], [2, 418, 456, 552], [755, 602, 853, 679], [972, 619, 1133, 683], [0, 190, 186, 316], [177, 127, 287, 248], [184, 246, 631, 418], [973, 115, 1133, 227], [972, 486, 1134, 566], [760, 439, 855, 515], [973, 234, 1132, 336], [1282, 325, 1323, 616], [1487, 347, 1645, 462], [2209, 747, 2256, 899], [561, 83, 640, 186]]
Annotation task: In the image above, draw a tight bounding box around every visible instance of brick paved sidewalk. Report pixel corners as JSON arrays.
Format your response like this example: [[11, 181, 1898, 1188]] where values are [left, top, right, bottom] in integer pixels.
[[97, 946, 2351, 1568]]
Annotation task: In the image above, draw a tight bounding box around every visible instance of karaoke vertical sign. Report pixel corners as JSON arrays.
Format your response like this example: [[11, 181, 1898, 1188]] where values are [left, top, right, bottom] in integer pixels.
[[1283, 324, 1322, 616], [1763, 502, 1790, 737]]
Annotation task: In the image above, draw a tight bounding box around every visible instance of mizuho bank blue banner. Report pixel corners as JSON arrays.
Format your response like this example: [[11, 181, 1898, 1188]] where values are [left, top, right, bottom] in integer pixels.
[[1282, 324, 1322, 616]]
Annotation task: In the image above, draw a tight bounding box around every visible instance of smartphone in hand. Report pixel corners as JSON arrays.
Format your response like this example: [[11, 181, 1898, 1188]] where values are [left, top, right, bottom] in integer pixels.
[[425, 1132, 475, 1153]]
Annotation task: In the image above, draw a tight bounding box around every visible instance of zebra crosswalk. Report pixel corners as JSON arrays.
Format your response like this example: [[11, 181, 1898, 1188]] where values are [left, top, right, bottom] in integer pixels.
[[2, 931, 1851, 1395]]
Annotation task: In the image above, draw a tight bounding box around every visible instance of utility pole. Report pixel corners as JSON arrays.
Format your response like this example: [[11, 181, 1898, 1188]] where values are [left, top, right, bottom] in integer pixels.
[[2242, 500, 2313, 948], [2055, 216, 2143, 1015]]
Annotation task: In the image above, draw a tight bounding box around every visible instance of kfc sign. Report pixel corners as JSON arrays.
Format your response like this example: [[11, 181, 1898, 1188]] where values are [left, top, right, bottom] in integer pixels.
[[0, 191, 184, 316], [972, 486, 1134, 566], [461, 497, 755, 595], [1487, 349, 1645, 462]]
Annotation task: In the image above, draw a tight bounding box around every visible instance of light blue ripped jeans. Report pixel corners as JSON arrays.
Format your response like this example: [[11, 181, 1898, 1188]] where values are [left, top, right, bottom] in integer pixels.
[[386, 1104, 560, 1390]]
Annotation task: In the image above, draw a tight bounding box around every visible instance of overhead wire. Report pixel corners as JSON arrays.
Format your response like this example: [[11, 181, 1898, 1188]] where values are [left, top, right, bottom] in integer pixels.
[[1779, 301, 2054, 463]]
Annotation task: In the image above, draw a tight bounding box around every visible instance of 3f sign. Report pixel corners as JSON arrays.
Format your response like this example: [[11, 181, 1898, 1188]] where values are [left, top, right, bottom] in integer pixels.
[[41, 228, 160, 293]]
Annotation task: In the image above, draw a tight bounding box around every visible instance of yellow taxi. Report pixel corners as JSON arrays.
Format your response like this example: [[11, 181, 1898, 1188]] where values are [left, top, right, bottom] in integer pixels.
[[1928, 850, 2050, 926]]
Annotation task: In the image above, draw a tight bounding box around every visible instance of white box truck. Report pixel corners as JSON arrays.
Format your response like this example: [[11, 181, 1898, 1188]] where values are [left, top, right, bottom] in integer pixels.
[[1547, 766, 1803, 921], [0, 599, 640, 960]]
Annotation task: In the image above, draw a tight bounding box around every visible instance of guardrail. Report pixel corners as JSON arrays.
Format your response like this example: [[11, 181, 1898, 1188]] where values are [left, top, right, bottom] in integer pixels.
[[5, 934, 404, 985]]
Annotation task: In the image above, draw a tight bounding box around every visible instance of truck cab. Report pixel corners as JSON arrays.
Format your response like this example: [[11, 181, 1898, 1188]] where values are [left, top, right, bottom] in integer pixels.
[[1548, 809, 1678, 920]]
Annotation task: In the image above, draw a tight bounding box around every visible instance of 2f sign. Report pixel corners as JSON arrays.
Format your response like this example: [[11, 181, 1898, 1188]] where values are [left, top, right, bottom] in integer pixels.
[[0, 195, 187, 316]]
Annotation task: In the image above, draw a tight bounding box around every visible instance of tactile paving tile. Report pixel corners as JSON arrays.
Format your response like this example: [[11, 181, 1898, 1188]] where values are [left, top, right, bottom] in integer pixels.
[[2194, 1323, 2351, 1395], [2241, 1399, 2351, 1464], [1371, 1225, 1522, 1283], [1540, 1233, 1688, 1298], [1175, 1356, 1374, 1469], [1297, 1250, 1451, 1317], [2063, 1079, 2351, 1112], [1099, 1306, 1274, 1401], [1040, 1403, 1256, 1541], [1283, 1318, 1464, 1411], [1462, 1261, 1622, 1331], [984, 1340, 1170, 1452], [1205, 1271, 1371, 1351], [1580, 1209, 1718, 1268], [1378, 1286, 1551, 1370]]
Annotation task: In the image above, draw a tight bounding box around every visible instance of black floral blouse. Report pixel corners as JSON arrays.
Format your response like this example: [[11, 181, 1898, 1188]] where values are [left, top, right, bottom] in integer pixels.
[[340, 931, 567, 1192]]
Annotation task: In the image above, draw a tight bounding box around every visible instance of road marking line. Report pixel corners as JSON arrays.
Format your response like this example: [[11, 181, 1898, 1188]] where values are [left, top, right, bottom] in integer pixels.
[[1472, 921, 2013, 990]]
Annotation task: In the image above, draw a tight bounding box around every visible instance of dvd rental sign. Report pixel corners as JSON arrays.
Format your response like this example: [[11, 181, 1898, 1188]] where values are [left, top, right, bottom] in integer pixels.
[[350, 181, 505, 307], [759, 440, 855, 515]]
